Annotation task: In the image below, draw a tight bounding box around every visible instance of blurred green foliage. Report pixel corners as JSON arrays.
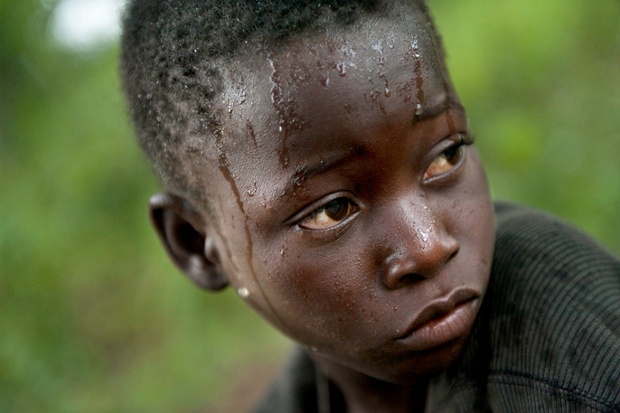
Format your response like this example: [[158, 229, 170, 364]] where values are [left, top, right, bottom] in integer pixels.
[[432, 0, 620, 245], [1, 0, 618, 412]]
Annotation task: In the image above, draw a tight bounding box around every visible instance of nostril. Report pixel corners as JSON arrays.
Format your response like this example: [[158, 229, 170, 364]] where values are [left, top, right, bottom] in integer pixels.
[[382, 239, 459, 289], [400, 273, 426, 285], [383, 255, 429, 289]]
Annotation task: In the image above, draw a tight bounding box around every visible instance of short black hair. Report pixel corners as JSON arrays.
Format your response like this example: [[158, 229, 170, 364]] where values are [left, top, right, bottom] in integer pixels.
[[120, 0, 441, 202]]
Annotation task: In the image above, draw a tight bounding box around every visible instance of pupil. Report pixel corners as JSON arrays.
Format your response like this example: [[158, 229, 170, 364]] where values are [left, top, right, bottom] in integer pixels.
[[325, 199, 347, 221], [446, 146, 461, 163]]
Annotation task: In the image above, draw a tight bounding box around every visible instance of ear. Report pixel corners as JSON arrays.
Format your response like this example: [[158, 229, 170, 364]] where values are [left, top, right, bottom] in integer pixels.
[[149, 193, 229, 291]]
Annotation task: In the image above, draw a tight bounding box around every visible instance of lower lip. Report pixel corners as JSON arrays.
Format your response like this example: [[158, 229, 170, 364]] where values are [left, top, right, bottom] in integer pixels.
[[397, 299, 479, 352]]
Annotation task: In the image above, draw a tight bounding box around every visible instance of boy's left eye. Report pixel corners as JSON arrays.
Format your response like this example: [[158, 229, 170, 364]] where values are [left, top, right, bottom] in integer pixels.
[[298, 198, 359, 230], [424, 137, 467, 181]]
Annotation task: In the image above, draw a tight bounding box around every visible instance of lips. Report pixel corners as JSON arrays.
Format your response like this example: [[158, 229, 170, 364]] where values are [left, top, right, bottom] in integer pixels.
[[396, 287, 481, 351]]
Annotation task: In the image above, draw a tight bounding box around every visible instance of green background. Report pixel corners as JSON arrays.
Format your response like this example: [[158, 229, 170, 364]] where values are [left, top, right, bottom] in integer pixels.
[[1, 0, 619, 411]]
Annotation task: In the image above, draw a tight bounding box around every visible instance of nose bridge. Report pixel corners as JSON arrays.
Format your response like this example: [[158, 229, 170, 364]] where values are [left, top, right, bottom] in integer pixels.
[[380, 195, 459, 289]]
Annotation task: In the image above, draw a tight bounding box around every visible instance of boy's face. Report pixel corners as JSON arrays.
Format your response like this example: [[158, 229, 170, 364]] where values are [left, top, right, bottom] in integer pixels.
[[188, 7, 494, 384]]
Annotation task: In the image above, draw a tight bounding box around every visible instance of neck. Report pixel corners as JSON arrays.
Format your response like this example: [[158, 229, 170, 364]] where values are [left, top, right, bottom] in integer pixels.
[[310, 354, 428, 413]]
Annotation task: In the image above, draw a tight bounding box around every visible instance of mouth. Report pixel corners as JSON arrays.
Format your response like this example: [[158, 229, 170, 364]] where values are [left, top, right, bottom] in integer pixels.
[[396, 287, 481, 351]]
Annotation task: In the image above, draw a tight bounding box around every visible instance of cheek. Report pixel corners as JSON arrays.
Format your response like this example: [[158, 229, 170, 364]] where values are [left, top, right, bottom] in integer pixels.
[[449, 151, 495, 278], [250, 238, 386, 349], [212, 222, 298, 332]]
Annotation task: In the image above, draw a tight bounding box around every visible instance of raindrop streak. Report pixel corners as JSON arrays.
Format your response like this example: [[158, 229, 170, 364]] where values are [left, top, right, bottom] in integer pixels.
[[215, 135, 294, 336], [412, 37, 425, 115], [426, 30, 457, 134], [216, 144, 251, 254], [268, 59, 290, 168], [246, 120, 258, 148], [379, 72, 391, 98]]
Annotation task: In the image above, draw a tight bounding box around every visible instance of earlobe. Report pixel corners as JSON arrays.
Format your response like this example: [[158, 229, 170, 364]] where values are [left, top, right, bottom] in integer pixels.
[[149, 193, 229, 291]]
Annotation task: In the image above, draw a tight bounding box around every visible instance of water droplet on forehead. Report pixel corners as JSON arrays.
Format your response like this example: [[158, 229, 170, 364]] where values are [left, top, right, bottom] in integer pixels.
[[372, 43, 383, 53], [415, 103, 423, 116], [247, 181, 257, 197], [268, 58, 292, 168], [411, 37, 420, 58], [336, 62, 347, 76]]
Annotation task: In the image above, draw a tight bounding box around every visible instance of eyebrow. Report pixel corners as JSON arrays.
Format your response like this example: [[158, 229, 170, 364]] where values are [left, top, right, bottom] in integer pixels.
[[283, 97, 464, 195], [284, 145, 366, 195], [415, 96, 465, 123]]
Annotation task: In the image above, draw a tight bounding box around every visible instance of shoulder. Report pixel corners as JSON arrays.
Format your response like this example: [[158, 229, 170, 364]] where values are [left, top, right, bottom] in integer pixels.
[[253, 347, 320, 413], [491, 202, 620, 408], [493, 201, 619, 272], [430, 202, 620, 412], [491, 201, 620, 317]]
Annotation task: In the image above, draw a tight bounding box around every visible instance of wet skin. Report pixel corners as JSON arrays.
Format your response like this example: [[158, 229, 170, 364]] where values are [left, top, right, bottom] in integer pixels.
[[153, 5, 495, 411]]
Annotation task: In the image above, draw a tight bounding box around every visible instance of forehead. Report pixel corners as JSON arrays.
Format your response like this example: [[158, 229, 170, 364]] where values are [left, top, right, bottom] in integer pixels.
[[209, 4, 456, 203]]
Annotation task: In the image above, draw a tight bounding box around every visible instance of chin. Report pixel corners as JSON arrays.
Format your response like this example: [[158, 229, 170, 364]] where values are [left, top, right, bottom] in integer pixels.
[[382, 337, 469, 386]]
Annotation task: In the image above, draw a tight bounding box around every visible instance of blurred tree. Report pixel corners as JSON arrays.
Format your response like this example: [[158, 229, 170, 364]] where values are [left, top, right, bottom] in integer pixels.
[[1, 2, 287, 412]]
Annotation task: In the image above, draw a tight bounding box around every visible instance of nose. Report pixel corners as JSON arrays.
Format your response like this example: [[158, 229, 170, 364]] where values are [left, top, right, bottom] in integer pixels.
[[381, 202, 459, 290]]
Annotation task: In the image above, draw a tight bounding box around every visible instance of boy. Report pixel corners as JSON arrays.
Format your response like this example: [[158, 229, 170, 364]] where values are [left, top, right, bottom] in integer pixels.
[[120, 0, 620, 411]]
